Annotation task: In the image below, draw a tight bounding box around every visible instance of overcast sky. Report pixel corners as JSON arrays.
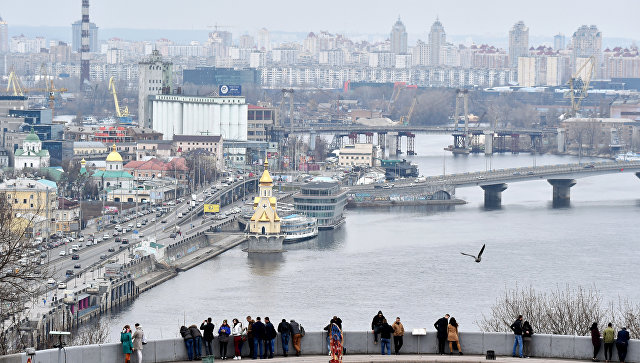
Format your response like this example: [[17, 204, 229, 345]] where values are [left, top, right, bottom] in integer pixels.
[[3, 0, 639, 41]]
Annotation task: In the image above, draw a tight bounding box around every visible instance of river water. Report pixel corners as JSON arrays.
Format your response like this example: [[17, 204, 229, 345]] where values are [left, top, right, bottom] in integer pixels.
[[105, 135, 640, 340]]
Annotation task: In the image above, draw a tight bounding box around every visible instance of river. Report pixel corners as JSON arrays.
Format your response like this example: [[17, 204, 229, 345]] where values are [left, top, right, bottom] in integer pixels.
[[104, 135, 640, 340]]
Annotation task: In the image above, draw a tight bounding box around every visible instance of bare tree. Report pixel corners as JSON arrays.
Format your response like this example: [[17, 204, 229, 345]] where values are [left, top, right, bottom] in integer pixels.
[[479, 285, 640, 339], [0, 197, 51, 354], [71, 320, 110, 346]]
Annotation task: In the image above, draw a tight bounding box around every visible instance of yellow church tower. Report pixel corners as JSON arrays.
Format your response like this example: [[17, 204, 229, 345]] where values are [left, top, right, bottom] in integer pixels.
[[246, 160, 284, 252]]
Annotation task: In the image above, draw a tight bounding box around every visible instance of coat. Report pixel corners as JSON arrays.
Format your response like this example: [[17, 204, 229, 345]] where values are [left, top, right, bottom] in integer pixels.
[[132, 327, 144, 351], [522, 322, 533, 338], [120, 331, 133, 354], [392, 322, 404, 337], [200, 322, 215, 342], [232, 322, 244, 336], [379, 323, 394, 340], [590, 327, 601, 347], [371, 312, 385, 329], [447, 324, 459, 342], [616, 329, 630, 345], [265, 322, 277, 340], [510, 319, 523, 335], [189, 325, 202, 339], [252, 321, 265, 339], [180, 326, 193, 341], [278, 321, 292, 335], [434, 317, 448, 337], [603, 327, 615, 344], [289, 320, 301, 335], [218, 325, 231, 343]]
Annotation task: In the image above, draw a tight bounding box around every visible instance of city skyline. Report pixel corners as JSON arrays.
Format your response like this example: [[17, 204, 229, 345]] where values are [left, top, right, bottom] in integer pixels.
[[1, 0, 639, 43]]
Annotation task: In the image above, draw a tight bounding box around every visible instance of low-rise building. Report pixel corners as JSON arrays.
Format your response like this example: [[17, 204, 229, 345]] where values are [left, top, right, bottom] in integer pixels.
[[55, 197, 80, 235], [173, 135, 224, 170], [338, 143, 375, 167], [73, 141, 108, 156], [0, 178, 58, 237], [135, 140, 173, 160], [123, 157, 188, 183], [247, 104, 276, 142]]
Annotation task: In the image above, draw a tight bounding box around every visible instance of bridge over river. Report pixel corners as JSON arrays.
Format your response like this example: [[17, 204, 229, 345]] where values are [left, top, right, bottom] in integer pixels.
[[346, 160, 640, 208]]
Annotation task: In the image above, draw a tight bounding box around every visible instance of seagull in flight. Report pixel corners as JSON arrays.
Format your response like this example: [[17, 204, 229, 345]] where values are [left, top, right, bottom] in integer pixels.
[[461, 244, 485, 263]]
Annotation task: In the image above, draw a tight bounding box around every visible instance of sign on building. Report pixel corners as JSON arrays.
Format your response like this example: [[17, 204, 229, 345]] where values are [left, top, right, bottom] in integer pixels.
[[219, 85, 242, 96], [203, 204, 220, 213]]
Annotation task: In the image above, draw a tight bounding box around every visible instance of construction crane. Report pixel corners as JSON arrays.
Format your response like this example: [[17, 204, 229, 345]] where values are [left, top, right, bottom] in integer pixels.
[[563, 56, 596, 118], [109, 77, 129, 118], [6, 71, 25, 96], [400, 97, 417, 125]]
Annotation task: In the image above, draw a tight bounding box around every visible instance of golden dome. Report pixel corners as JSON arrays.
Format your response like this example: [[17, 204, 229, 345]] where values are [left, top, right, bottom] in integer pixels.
[[106, 144, 123, 162], [259, 159, 273, 185]]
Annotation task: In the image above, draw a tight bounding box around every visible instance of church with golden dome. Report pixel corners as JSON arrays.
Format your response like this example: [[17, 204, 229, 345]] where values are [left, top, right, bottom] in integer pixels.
[[91, 144, 134, 190], [246, 159, 284, 253]]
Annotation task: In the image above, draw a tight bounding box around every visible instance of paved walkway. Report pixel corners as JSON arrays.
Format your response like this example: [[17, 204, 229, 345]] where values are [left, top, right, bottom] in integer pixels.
[[173, 355, 580, 363]]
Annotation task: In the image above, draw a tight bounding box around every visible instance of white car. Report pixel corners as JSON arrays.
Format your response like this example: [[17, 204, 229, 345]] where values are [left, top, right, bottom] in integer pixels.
[[47, 278, 56, 286], [57, 282, 67, 289], [59, 251, 66, 256]]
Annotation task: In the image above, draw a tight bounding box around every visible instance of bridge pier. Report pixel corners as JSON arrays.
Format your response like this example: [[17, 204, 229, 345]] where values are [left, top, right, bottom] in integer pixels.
[[547, 179, 576, 208], [484, 131, 494, 155], [377, 132, 386, 155], [480, 183, 507, 209]]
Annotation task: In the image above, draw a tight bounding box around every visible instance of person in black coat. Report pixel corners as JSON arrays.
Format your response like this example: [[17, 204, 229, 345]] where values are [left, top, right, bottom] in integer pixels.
[[371, 311, 385, 344], [434, 314, 450, 355], [251, 317, 266, 359], [264, 317, 277, 359], [180, 325, 195, 361], [277, 319, 292, 357], [200, 318, 215, 357]]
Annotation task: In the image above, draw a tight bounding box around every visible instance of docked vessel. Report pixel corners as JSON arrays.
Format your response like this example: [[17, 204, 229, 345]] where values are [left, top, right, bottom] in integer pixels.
[[281, 214, 318, 243], [293, 181, 347, 230]]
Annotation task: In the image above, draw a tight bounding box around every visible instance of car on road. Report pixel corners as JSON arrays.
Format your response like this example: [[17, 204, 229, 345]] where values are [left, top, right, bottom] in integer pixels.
[[169, 233, 177, 238], [115, 225, 122, 231], [115, 237, 121, 243], [178, 213, 184, 218], [99, 254, 108, 260], [122, 238, 129, 244], [161, 219, 167, 223], [513, 171, 522, 175], [71, 254, 80, 260], [47, 278, 56, 286], [583, 164, 595, 169], [136, 223, 142, 228], [65, 269, 74, 277], [57, 282, 67, 289], [59, 251, 66, 256], [476, 176, 486, 180], [108, 247, 115, 252], [74, 263, 81, 269], [127, 223, 134, 229], [526, 171, 535, 175]]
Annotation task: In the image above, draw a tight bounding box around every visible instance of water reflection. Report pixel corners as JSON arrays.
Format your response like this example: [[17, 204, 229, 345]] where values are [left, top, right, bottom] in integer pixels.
[[246, 252, 285, 275]]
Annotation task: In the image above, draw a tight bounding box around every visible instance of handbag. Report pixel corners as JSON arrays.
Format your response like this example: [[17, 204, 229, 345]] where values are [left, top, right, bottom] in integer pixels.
[[241, 328, 248, 341], [300, 325, 305, 337], [142, 335, 148, 345]]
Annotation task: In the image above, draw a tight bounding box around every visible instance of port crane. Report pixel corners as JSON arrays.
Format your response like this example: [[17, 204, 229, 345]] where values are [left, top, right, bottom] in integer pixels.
[[563, 56, 596, 118]]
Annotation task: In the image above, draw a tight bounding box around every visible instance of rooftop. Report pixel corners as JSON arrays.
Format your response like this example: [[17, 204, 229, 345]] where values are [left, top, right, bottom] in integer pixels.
[[174, 134, 222, 142]]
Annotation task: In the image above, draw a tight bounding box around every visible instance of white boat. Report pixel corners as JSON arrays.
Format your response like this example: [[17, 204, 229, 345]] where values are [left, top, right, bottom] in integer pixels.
[[281, 214, 318, 243], [615, 152, 640, 162]]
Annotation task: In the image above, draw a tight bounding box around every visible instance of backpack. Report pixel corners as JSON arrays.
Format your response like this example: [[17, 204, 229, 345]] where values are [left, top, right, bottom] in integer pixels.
[[300, 325, 305, 337]]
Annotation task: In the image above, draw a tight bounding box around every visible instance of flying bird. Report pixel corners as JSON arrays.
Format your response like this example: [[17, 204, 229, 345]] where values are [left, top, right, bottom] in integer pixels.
[[460, 244, 485, 263]]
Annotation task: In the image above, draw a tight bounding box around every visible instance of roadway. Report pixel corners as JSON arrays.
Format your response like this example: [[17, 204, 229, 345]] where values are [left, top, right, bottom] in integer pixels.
[[346, 160, 640, 193]]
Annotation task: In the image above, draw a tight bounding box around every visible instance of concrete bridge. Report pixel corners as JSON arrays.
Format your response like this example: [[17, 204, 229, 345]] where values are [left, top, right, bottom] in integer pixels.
[[289, 125, 556, 155], [2, 331, 638, 362], [347, 161, 640, 208]]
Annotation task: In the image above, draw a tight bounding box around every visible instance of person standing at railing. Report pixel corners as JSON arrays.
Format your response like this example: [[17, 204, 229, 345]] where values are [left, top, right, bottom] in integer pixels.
[[616, 327, 630, 363], [510, 315, 524, 358], [603, 323, 615, 363], [120, 325, 133, 363], [132, 323, 144, 363], [378, 319, 394, 355], [590, 322, 601, 362], [392, 317, 404, 355]]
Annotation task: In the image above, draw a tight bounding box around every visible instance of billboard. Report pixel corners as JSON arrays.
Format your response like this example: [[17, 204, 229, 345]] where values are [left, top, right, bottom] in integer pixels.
[[204, 204, 220, 213], [219, 85, 242, 96]]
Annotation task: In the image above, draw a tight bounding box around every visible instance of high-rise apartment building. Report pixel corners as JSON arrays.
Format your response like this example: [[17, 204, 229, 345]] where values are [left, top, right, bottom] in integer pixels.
[[71, 20, 98, 52], [138, 50, 173, 128], [428, 18, 446, 66], [257, 28, 271, 51], [571, 25, 602, 75], [0, 16, 8, 54], [390, 17, 408, 55], [554, 33, 565, 50], [509, 21, 529, 68]]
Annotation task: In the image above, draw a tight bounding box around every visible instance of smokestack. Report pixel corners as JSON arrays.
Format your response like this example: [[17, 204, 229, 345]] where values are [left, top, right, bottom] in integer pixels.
[[80, 0, 90, 87]]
